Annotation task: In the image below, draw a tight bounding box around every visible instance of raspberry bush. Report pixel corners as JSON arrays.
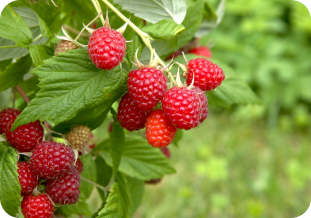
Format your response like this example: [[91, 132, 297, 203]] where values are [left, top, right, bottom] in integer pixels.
[[0, 0, 260, 217]]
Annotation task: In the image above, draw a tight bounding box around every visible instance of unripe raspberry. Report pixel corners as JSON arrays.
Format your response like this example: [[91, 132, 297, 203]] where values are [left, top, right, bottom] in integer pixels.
[[30, 141, 75, 179], [127, 68, 167, 110], [74, 158, 83, 174], [21, 194, 54, 218], [88, 27, 126, 70], [145, 110, 177, 148], [188, 46, 212, 58], [0, 108, 21, 134], [193, 87, 208, 123], [66, 125, 91, 150], [117, 93, 151, 131], [18, 162, 40, 196], [161, 87, 200, 130], [45, 167, 81, 205], [5, 120, 44, 152], [186, 58, 225, 91], [55, 40, 78, 56]]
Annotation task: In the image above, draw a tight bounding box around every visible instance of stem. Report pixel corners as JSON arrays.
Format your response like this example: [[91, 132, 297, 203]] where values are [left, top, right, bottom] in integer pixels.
[[91, 0, 105, 25], [81, 177, 110, 192], [33, 34, 42, 42], [16, 86, 30, 103], [0, 45, 19, 49]]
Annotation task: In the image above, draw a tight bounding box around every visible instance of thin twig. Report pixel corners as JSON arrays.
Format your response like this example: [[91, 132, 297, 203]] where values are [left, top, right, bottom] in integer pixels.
[[81, 177, 110, 194], [16, 86, 30, 103]]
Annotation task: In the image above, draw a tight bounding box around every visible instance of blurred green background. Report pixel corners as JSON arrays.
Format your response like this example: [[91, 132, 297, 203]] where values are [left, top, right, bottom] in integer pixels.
[[135, 0, 311, 217]]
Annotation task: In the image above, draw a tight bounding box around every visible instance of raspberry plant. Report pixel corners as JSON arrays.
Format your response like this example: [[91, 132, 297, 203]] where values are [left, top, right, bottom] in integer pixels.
[[0, 0, 261, 217]]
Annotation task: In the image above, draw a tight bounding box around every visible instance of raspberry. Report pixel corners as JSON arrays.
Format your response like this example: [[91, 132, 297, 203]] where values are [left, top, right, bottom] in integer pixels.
[[127, 68, 167, 110], [45, 167, 81, 205], [0, 108, 21, 134], [161, 87, 200, 130], [5, 120, 44, 152], [145, 110, 177, 148], [54, 40, 77, 56], [21, 194, 54, 218], [88, 27, 126, 70], [186, 58, 225, 91], [30, 141, 75, 179], [193, 87, 208, 123], [66, 125, 91, 150], [74, 158, 83, 174], [117, 93, 151, 131], [188, 46, 212, 58], [18, 162, 40, 196]]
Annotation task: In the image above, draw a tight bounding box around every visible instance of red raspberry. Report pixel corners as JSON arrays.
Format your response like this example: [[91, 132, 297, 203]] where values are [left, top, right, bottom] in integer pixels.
[[193, 87, 208, 123], [0, 108, 21, 134], [5, 120, 44, 152], [161, 87, 200, 130], [54, 40, 77, 56], [117, 93, 151, 131], [30, 141, 75, 179], [188, 46, 212, 58], [18, 162, 40, 196], [186, 58, 225, 91], [45, 167, 81, 205], [127, 68, 167, 110], [88, 27, 126, 70], [145, 110, 177, 148], [74, 158, 83, 174], [21, 194, 54, 218]]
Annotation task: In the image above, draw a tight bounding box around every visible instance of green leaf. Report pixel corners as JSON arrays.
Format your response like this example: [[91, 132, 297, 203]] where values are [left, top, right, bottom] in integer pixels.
[[29, 45, 53, 66], [0, 38, 29, 61], [80, 154, 97, 198], [115, 173, 131, 218], [0, 55, 32, 92], [12, 48, 128, 131], [114, 0, 187, 24], [172, 129, 183, 147], [0, 59, 12, 72], [0, 6, 33, 47], [126, 34, 145, 68], [96, 183, 123, 218], [110, 109, 125, 179], [0, 142, 21, 216], [127, 176, 144, 216], [58, 201, 92, 217], [99, 136, 176, 180], [142, 19, 185, 40], [95, 155, 113, 200], [176, 0, 205, 49]]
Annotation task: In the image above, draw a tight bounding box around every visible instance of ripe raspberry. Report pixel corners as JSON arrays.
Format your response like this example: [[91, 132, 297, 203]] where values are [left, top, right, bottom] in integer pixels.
[[54, 40, 77, 56], [0, 108, 21, 134], [74, 158, 83, 174], [127, 68, 167, 110], [145, 110, 177, 148], [30, 141, 75, 179], [186, 58, 225, 91], [117, 93, 151, 131], [45, 167, 81, 205], [6, 120, 44, 152], [88, 27, 126, 70], [21, 194, 54, 218], [18, 162, 40, 196], [188, 46, 212, 58], [161, 87, 200, 130], [66, 125, 91, 150], [193, 87, 208, 123]]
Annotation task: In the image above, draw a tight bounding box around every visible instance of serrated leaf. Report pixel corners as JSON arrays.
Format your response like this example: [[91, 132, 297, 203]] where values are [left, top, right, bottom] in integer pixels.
[[0, 38, 29, 61], [115, 173, 131, 218], [114, 0, 187, 24], [80, 154, 97, 198], [127, 176, 144, 216], [96, 183, 123, 218], [0, 59, 12, 72], [29, 45, 53, 66], [58, 201, 92, 217], [12, 48, 128, 131], [110, 109, 125, 179], [95, 155, 113, 200], [0, 6, 32, 47], [0, 55, 32, 92], [142, 19, 185, 40], [0, 142, 21, 216], [176, 0, 204, 49], [99, 136, 176, 180]]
